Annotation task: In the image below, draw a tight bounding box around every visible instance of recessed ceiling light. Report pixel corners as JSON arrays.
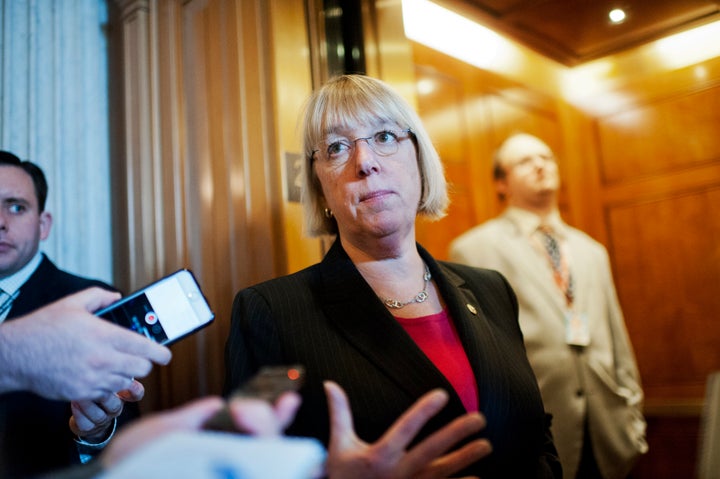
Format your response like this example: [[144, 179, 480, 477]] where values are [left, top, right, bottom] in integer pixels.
[[609, 8, 627, 24]]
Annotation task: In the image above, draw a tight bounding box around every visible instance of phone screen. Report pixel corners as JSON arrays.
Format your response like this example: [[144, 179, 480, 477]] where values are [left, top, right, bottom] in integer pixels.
[[96, 270, 214, 345]]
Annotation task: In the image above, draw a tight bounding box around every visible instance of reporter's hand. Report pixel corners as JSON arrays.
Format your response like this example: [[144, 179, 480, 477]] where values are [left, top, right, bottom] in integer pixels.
[[69, 380, 145, 442], [0, 287, 172, 401], [100, 396, 225, 468], [227, 390, 302, 436], [100, 391, 303, 468], [323, 381, 492, 479]]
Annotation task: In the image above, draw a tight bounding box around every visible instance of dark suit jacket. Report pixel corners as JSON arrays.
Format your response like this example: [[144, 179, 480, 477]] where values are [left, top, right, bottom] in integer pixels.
[[225, 240, 561, 478], [0, 255, 135, 478]]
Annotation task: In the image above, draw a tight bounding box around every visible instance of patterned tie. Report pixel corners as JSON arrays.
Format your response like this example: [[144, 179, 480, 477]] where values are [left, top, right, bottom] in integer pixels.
[[0, 288, 13, 321], [538, 226, 574, 305]]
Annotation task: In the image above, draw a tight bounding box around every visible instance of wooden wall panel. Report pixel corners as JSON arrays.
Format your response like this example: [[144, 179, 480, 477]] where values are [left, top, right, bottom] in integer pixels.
[[593, 78, 720, 417], [608, 188, 720, 401], [180, 0, 282, 406], [597, 85, 720, 184], [414, 65, 475, 258], [632, 416, 703, 478], [114, 0, 288, 411], [270, 0, 322, 274]]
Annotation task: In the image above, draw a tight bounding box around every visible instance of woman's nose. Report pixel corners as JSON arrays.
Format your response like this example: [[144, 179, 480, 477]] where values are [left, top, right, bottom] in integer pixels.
[[353, 141, 380, 176]]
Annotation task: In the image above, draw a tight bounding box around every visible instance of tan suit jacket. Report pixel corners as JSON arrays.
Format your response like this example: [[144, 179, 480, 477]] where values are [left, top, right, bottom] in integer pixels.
[[449, 208, 647, 479]]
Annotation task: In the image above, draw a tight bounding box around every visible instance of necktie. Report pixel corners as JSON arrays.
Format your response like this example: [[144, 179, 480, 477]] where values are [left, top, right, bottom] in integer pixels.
[[538, 227, 574, 305], [0, 288, 13, 321]]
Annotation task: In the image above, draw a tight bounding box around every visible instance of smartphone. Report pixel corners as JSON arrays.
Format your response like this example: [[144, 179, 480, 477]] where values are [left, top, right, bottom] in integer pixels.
[[203, 365, 306, 432], [95, 269, 214, 346]]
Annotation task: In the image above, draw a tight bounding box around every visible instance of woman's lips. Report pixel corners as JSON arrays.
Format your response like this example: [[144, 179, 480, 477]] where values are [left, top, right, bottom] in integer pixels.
[[360, 190, 393, 202]]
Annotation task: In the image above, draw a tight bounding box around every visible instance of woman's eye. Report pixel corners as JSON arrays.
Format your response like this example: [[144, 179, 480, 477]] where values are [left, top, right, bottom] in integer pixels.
[[374, 131, 397, 144], [327, 141, 349, 157]]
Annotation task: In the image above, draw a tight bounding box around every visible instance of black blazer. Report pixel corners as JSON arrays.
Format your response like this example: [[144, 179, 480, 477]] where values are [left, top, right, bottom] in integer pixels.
[[0, 255, 133, 478], [225, 241, 561, 478]]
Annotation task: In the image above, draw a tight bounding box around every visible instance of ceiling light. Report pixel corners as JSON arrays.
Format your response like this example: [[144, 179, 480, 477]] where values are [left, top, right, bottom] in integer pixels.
[[653, 21, 720, 69], [402, 0, 503, 68], [416, 78, 435, 96], [609, 8, 627, 24]]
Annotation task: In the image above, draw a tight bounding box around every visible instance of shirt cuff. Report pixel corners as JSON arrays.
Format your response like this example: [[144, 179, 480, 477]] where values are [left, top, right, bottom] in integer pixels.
[[75, 417, 117, 464]]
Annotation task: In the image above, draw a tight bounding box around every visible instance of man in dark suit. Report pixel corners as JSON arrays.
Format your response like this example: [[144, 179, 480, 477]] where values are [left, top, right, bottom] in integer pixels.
[[0, 150, 139, 477]]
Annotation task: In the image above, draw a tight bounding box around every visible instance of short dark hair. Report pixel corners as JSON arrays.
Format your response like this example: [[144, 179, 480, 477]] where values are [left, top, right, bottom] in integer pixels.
[[0, 150, 49, 212]]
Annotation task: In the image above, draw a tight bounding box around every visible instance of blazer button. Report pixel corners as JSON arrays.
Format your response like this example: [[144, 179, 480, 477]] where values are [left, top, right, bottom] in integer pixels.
[[466, 304, 477, 315], [576, 389, 584, 397]]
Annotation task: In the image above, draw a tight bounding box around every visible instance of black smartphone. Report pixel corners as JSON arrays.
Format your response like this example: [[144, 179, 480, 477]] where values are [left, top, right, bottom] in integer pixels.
[[203, 365, 306, 432], [95, 269, 214, 346]]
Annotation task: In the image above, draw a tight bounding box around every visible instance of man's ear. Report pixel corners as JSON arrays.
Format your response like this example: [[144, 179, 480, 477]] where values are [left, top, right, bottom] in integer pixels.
[[39, 211, 52, 241], [495, 178, 508, 202]]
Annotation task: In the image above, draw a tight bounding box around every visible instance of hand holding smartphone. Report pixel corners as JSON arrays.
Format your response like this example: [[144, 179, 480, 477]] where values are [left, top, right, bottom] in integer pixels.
[[95, 269, 214, 346], [203, 365, 306, 433]]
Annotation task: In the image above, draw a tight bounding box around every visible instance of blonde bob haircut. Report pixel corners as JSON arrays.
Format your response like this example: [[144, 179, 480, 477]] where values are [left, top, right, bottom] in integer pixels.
[[300, 74, 448, 237]]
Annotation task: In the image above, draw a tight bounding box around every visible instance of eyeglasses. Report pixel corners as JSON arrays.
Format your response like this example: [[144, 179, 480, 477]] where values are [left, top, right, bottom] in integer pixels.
[[312, 129, 414, 164]]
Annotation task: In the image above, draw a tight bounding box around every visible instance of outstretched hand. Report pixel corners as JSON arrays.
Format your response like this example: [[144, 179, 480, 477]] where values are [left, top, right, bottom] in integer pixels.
[[323, 381, 492, 479]]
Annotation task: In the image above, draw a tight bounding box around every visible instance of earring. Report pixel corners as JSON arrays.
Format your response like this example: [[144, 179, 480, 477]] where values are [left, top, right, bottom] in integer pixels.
[[324, 208, 333, 218]]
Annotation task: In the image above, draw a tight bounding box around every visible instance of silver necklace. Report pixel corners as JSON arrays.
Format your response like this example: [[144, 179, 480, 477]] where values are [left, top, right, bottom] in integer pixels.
[[381, 265, 432, 309]]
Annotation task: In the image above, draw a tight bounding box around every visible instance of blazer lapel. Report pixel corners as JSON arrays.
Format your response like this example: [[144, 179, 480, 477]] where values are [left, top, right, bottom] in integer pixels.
[[317, 241, 461, 408], [423, 250, 511, 415]]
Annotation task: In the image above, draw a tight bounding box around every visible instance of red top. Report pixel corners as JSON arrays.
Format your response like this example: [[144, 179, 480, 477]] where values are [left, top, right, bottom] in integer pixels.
[[395, 309, 479, 412]]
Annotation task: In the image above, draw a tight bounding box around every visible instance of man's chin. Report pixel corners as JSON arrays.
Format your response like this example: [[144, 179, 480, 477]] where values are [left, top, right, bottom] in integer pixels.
[[0, 257, 18, 275], [535, 188, 557, 197]]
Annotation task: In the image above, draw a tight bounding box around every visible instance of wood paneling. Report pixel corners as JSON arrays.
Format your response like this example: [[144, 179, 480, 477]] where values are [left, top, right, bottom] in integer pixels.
[[632, 416, 703, 478], [271, 0, 322, 274], [180, 0, 284, 405], [414, 65, 476, 258], [597, 85, 720, 184], [410, 31, 720, 479], [594, 81, 720, 410], [608, 188, 720, 401], [113, 0, 293, 410]]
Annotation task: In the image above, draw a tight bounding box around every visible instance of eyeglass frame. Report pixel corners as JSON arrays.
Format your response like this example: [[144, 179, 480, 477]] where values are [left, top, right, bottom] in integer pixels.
[[311, 128, 415, 164]]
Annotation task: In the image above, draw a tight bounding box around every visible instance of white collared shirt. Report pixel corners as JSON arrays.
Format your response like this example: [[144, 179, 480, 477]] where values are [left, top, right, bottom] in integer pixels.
[[0, 252, 44, 323], [503, 206, 568, 241]]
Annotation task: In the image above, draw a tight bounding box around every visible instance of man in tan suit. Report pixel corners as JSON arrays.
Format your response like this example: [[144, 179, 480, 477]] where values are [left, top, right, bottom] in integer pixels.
[[449, 133, 647, 479]]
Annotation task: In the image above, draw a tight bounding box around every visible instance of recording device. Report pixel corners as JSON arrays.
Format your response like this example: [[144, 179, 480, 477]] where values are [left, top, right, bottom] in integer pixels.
[[203, 365, 306, 433], [95, 269, 214, 346]]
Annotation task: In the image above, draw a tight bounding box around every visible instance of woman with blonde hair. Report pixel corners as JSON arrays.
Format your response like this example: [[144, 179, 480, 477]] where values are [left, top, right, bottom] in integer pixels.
[[225, 74, 560, 478]]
